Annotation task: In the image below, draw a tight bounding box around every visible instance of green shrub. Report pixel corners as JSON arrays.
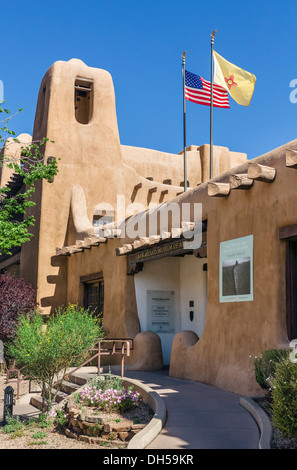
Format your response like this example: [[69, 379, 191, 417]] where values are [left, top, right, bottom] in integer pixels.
[[254, 348, 289, 390], [9, 304, 105, 410], [2, 415, 25, 434], [31, 431, 48, 439], [271, 359, 297, 437], [87, 369, 124, 393]]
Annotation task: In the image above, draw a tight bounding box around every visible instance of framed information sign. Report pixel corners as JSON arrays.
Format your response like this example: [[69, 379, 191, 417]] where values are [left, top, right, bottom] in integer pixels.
[[219, 235, 253, 303]]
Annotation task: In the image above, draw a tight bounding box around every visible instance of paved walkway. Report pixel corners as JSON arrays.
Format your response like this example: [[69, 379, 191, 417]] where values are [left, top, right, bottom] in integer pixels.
[[124, 369, 260, 449]]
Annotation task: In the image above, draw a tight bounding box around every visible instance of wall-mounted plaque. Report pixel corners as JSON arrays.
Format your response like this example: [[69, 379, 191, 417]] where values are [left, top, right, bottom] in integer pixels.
[[147, 290, 175, 333], [219, 235, 253, 303]]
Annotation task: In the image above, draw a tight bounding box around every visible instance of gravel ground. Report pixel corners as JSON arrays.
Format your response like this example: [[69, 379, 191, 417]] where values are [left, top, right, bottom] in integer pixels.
[[255, 397, 297, 449], [0, 372, 152, 450]]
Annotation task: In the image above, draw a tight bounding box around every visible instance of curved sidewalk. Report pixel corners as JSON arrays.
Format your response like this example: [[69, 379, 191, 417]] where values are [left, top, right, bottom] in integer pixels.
[[124, 369, 260, 449]]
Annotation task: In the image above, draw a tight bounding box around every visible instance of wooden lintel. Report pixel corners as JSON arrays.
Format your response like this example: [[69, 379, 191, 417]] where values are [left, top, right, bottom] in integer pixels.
[[286, 149, 297, 168], [229, 173, 254, 190], [80, 271, 103, 283], [208, 182, 230, 197], [279, 223, 297, 240], [247, 162, 276, 182]]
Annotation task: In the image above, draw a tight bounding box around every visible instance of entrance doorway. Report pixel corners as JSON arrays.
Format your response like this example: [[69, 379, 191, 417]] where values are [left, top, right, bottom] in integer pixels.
[[134, 255, 207, 365]]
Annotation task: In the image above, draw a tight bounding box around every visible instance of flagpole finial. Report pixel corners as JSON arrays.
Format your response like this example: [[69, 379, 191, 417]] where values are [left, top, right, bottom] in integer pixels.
[[210, 30, 217, 43], [182, 51, 186, 60]]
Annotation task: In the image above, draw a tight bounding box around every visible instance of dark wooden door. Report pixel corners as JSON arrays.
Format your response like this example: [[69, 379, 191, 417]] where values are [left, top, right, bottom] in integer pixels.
[[286, 241, 297, 340]]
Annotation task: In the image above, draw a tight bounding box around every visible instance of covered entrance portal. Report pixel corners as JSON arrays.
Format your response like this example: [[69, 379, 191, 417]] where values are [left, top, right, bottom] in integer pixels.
[[127, 229, 207, 365]]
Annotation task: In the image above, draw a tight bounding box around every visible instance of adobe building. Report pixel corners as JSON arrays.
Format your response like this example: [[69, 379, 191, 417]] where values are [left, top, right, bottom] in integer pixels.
[[1, 58, 295, 396]]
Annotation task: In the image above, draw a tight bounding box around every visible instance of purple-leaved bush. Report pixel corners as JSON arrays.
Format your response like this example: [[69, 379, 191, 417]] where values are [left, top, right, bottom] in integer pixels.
[[0, 273, 37, 340]]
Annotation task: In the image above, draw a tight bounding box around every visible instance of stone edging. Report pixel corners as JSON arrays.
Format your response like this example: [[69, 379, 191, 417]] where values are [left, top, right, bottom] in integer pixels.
[[64, 372, 167, 449], [122, 377, 167, 449], [239, 396, 272, 449]]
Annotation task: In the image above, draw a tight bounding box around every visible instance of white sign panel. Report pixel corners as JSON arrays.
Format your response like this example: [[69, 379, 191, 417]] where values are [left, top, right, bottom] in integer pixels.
[[147, 290, 175, 334]]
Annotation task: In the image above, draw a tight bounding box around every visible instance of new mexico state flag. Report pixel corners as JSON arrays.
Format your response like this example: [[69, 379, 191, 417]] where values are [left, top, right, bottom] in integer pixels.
[[213, 50, 256, 107]]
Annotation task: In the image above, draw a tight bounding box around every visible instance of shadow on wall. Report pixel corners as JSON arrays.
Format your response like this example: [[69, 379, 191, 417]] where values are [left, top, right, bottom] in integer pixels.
[[40, 255, 68, 313]]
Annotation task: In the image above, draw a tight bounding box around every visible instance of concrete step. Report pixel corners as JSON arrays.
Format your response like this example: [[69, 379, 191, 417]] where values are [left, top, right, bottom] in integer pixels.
[[29, 368, 98, 411], [30, 394, 45, 411], [59, 380, 81, 395], [30, 388, 68, 410], [67, 372, 88, 386], [52, 388, 68, 403]]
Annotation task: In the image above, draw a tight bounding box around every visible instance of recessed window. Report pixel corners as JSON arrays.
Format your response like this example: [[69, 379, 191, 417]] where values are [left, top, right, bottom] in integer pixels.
[[74, 77, 93, 124], [81, 272, 104, 318]]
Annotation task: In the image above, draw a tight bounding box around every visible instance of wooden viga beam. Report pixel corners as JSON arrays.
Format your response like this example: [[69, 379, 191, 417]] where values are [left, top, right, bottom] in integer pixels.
[[116, 244, 133, 256], [229, 173, 254, 190], [286, 148, 297, 168], [208, 182, 231, 197], [84, 235, 107, 246], [247, 162, 276, 183], [56, 246, 70, 256], [55, 245, 82, 256], [76, 240, 91, 250]]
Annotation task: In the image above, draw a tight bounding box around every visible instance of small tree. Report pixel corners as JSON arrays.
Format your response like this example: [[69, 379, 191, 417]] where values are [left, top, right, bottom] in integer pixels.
[[0, 272, 37, 341], [9, 305, 105, 411], [0, 104, 59, 255]]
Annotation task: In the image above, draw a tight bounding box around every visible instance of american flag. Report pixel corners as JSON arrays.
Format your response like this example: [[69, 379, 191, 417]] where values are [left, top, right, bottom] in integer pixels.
[[185, 70, 230, 108]]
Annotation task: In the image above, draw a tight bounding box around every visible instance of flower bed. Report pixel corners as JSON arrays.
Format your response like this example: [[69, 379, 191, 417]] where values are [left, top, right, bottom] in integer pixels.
[[61, 374, 153, 446]]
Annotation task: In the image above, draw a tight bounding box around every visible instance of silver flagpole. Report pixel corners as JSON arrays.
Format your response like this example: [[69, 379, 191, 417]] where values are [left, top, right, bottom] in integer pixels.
[[210, 30, 216, 180], [182, 51, 187, 192]]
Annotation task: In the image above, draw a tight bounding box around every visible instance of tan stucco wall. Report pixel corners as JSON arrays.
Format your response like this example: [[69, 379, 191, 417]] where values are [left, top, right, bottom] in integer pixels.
[[122, 144, 247, 188], [166, 140, 296, 395], [103, 138, 296, 395], [66, 237, 140, 339]]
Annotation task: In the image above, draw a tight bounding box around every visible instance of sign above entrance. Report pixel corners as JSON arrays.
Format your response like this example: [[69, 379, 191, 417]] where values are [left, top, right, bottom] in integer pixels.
[[127, 231, 207, 275], [219, 235, 254, 303]]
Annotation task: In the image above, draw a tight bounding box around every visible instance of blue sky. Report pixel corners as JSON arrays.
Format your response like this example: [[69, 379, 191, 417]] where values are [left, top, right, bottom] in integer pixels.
[[1, 0, 297, 159]]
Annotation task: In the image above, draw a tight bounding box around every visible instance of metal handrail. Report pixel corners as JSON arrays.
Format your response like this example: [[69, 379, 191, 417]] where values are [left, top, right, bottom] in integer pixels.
[[6, 337, 134, 400], [6, 368, 37, 400], [70, 338, 133, 378]]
